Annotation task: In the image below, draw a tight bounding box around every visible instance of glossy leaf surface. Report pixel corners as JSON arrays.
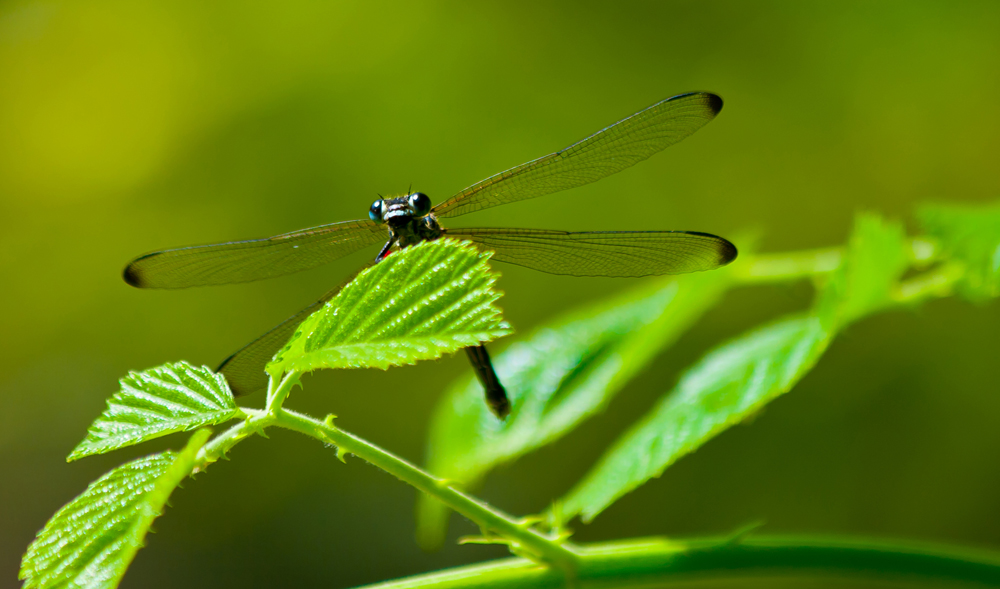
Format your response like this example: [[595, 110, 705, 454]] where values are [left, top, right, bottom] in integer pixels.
[[417, 270, 733, 548], [559, 315, 831, 522], [558, 214, 910, 523], [21, 431, 209, 589], [267, 239, 511, 376], [69, 362, 238, 461]]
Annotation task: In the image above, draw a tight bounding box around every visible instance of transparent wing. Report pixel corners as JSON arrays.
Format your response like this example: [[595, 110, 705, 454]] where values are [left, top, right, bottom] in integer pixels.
[[432, 92, 722, 218], [447, 227, 737, 277], [123, 219, 385, 289], [216, 295, 327, 396], [217, 260, 376, 396]]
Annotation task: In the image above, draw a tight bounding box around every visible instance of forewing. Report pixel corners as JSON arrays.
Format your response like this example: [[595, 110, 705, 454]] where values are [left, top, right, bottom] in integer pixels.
[[448, 228, 737, 277], [124, 219, 385, 288], [432, 92, 722, 218]]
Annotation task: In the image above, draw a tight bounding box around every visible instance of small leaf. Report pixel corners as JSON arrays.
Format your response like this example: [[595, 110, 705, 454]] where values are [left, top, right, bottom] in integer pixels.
[[21, 429, 211, 589], [557, 212, 911, 523], [559, 314, 832, 523], [417, 270, 733, 549], [817, 212, 909, 328], [918, 200, 1000, 301], [69, 362, 238, 461], [266, 239, 511, 376]]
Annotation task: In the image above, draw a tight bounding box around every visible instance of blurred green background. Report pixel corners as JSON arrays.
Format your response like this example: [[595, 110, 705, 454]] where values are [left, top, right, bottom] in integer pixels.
[[2, 1, 999, 587]]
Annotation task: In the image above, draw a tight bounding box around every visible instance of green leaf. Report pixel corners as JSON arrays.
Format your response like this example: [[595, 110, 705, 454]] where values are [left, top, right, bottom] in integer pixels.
[[817, 212, 910, 328], [417, 270, 733, 549], [21, 430, 211, 589], [559, 314, 832, 523], [558, 213, 911, 523], [918, 200, 1000, 301], [266, 239, 511, 377], [69, 362, 238, 461]]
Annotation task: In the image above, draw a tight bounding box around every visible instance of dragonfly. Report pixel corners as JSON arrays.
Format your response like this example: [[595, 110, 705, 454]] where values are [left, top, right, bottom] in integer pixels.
[[123, 91, 737, 418]]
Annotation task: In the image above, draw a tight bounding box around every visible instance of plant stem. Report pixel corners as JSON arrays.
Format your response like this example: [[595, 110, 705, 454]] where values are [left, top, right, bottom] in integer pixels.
[[192, 371, 301, 471], [194, 411, 271, 468], [269, 407, 579, 569], [191, 369, 578, 566], [894, 261, 963, 303], [348, 535, 1000, 589], [734, 237, 939, 284], [734, 246, 843, 283], [191, 235, 962, 579], [266, 370, 299, 413]]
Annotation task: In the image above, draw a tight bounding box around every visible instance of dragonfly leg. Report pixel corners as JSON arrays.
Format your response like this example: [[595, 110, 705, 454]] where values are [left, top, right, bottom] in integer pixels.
[[375, 239, 392, 261], [464, 344, 509, 418]]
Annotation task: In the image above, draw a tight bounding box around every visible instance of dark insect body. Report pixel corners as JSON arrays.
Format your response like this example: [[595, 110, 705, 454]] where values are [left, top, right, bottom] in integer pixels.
[[124, 92, 736, 418]]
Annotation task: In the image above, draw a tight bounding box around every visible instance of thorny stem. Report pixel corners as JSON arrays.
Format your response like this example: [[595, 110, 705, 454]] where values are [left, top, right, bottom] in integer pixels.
[[194, 411, 269, 469], [894, 261, 963, 303], [731, 237, 959, 303], [734, 245, 843, 283], [266, 370, 299, 413], [189, 235, 967, 575], [191, 368, 301, 469], [193, 369, 579, 569], [734, 237, 938, 284], [269, 405, 579, 569]]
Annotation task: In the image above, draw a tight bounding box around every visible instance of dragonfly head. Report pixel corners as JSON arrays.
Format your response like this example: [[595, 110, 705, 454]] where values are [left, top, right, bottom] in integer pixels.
[[369, 192, 432, 228]]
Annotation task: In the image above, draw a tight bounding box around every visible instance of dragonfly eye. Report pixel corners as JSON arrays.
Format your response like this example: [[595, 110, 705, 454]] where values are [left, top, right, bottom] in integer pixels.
[[369, 200, 384, 224], [409, 192, 431, 216]]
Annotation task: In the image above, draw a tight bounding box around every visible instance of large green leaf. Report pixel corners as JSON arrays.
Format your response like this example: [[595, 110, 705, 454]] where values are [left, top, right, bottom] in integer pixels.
[[558, 213, 910, 523], [267, 239, 511, 377], [917, 200, 1000, 301], [559, 314, 832, 522], [21, 430, 210, 589], [417, 270, 733, 548], [69, 362, 238, 461]]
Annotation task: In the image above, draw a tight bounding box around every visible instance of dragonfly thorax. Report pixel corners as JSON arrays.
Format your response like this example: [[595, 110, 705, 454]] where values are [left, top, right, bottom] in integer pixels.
[[393, 214, 444, 248], [369, 192, 443, 248]]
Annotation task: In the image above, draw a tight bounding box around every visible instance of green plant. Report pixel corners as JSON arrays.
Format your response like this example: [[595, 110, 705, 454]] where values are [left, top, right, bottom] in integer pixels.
[[20, 202, 1000, 589]]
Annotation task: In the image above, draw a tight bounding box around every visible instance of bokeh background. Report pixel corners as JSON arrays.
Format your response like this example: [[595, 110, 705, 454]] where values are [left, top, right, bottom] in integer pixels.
[[2, 1, 999, 587]]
